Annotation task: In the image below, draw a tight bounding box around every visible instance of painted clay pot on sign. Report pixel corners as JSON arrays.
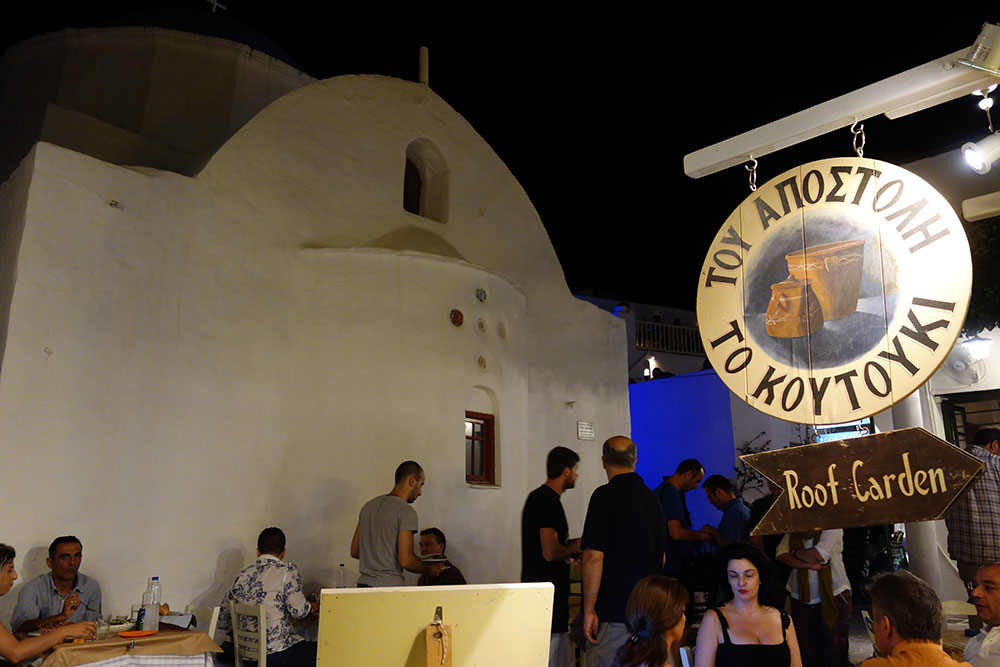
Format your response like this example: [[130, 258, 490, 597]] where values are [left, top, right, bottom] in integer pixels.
[[785, 239, 865, 320], [765, 278, 824, 338]]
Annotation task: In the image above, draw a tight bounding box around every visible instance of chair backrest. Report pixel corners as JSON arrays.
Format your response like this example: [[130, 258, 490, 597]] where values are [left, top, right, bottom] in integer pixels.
[[230, 601, 266, 667], [184, 604, 220, 639], [860, 609, 883, 658], [941, 599, 977, 617]]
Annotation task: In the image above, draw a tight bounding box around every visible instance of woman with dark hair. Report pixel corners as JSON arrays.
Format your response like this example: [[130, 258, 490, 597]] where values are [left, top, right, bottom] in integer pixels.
[[694, 542, 801, 667], [615, 575, 688, 667], [0, 543, 96, 662]]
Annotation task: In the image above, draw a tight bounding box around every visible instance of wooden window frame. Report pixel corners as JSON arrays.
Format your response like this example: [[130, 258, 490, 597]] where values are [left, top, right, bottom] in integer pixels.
[[465, 410, 496, 485]]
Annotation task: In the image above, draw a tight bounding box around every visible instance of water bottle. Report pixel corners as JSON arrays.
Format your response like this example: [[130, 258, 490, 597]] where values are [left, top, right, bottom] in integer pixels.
[[337, 564, 347, 588], [142, 578, 160, 632], [139, 588, 159, 631], [148, 577, 163, 606]]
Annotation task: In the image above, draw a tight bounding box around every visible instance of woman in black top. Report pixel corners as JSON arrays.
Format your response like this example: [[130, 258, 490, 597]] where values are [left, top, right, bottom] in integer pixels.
[[694, 543, 802, 667]]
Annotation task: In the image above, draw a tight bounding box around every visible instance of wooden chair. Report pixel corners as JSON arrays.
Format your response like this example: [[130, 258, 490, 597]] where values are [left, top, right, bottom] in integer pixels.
[[184, 604, 220, 638], [861, 609, 884, 659], [230, 602, 267, 667]]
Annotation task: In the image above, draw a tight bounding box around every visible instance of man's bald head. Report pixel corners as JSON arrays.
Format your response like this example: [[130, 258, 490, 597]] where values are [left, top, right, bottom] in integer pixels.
[[602, 436, 637, 469]]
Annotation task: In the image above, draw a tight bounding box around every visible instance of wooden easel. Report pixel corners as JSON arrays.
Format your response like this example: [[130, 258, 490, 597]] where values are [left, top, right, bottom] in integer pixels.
[[425, 605, 453, 667]]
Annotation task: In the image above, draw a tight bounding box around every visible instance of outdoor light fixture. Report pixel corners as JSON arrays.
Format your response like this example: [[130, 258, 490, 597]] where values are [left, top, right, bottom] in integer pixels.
[[962, 335, 994, 361], [962, 132, 1000, 173], [979, 84, 998, 111], [963, 81, 999, 174], [958, 22, 1000, 75], [963, 132, 1000, 174]]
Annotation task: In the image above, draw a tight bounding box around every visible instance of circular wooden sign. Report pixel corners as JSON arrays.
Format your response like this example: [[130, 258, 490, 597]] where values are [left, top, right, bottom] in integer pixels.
[[697, 158, 972, 425]]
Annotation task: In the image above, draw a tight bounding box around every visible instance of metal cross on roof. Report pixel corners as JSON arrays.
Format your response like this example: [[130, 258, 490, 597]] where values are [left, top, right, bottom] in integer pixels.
[[204, 0, 227, 13]]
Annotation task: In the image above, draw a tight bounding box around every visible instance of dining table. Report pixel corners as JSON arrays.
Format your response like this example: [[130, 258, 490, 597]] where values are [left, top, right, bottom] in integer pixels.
[[40, 622, 221, 667]]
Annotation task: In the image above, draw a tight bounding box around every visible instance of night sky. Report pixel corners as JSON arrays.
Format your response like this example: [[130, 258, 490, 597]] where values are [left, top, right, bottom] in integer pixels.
[[0, 3, 993, 309]]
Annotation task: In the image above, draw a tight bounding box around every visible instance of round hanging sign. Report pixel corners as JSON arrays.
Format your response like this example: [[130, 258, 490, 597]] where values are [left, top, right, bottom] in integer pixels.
[[697, 158, 972, 425]]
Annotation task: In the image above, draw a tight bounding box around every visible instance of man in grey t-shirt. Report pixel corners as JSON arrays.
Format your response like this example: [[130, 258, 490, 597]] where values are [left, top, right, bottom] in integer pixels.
[[350, 461, 445, 586]]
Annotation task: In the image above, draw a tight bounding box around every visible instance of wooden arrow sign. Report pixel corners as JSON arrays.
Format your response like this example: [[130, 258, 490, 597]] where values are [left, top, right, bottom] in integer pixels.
[[743, 427, 984, 535]]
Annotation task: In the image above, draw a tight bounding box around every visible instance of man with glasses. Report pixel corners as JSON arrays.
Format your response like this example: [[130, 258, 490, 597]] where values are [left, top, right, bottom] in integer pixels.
[[965, 563, 1000, 666]]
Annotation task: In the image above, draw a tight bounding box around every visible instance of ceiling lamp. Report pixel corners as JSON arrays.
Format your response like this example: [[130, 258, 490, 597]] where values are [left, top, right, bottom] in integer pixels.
[[958, 23, 1000, 75], [962, 132, 1000, 173]]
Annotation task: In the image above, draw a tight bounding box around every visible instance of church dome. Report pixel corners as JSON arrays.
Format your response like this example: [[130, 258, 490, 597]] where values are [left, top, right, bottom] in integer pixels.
[[101, 7, 304, 72]]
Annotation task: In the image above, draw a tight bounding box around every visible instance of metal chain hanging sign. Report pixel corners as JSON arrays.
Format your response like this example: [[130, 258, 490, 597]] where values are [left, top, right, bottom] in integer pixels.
[[697, 158, 972, 425]]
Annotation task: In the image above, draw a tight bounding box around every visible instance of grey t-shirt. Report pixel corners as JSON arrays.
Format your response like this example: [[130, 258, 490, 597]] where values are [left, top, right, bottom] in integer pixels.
[[358, 494, 419, 587]]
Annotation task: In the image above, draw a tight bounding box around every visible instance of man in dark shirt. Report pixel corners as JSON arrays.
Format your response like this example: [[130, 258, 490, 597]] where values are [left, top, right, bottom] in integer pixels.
[[581, 436, 667, 667], [654, 458, 717, 577], [521, 446, 582, 667], [417, 528, 467, 586]]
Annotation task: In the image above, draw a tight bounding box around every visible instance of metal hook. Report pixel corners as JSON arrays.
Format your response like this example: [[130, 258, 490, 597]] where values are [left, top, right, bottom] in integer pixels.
[[745, 156, 758, 192], [850, 120, 865, 157]]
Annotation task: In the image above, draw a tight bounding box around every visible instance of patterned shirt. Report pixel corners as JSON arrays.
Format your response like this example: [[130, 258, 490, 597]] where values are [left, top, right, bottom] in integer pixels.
[[946, 445, 1000, 565], [217, 555, 311, 655]]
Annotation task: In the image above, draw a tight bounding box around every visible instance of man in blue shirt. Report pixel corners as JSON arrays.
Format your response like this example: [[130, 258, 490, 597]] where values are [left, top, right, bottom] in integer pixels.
[[11, 536, 101, 634], [703, 474, 751, 544]]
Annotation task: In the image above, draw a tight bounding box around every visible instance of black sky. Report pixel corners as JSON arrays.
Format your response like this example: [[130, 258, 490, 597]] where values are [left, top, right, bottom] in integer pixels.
[[0, 3, 993, 309]]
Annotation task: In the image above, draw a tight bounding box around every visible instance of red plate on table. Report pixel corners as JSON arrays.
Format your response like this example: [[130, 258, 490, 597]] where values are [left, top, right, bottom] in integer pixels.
[[119, 630, 157, 638]]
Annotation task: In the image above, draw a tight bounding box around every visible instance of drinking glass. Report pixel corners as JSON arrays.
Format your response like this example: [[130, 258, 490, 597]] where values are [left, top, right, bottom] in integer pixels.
[[96, 615, 111, 640]]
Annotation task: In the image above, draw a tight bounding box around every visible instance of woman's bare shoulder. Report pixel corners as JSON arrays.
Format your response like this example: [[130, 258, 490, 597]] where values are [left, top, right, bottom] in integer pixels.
[[697, 607, 723, 634], [701, 607, 723, 628], [760, 605, 786, 625]]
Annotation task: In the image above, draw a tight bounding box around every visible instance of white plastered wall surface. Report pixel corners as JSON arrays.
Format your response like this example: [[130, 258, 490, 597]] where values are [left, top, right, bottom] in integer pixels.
[[0, 73, 627, 620]]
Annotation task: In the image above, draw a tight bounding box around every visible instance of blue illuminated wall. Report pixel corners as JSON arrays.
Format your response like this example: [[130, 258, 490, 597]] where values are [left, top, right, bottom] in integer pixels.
[[630, 370, 736, 533]]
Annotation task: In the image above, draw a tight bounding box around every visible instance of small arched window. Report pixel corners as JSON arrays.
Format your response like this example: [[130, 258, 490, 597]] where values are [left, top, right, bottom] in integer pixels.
[[466, 386, 498, 486], [403, 138, 448, 223]]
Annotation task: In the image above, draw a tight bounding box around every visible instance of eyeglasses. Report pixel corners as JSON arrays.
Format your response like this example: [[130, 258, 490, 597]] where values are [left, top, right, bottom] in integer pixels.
[[967, 580, 1000, 593]]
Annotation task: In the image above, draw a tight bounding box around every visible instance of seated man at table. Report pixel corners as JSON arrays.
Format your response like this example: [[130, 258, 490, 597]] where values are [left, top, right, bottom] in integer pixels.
[[417, 528, 467, 586], [965, 562, 1000, 666], [11, 535, 102, 634], [861, 570, 972, 666], [217, 528, 318, 667]]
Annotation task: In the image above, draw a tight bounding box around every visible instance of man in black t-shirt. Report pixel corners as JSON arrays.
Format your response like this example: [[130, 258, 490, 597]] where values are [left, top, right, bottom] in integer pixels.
[[521, 446, 583, 667], [581, 436, 667, 667]]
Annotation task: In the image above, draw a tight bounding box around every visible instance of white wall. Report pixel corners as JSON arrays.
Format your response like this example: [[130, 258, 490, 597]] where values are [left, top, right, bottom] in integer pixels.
[[0, 73, 628, 621]]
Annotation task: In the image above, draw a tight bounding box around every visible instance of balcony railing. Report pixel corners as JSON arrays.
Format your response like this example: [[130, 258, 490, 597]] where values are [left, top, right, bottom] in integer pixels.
[[635, 320, 705, 356]]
